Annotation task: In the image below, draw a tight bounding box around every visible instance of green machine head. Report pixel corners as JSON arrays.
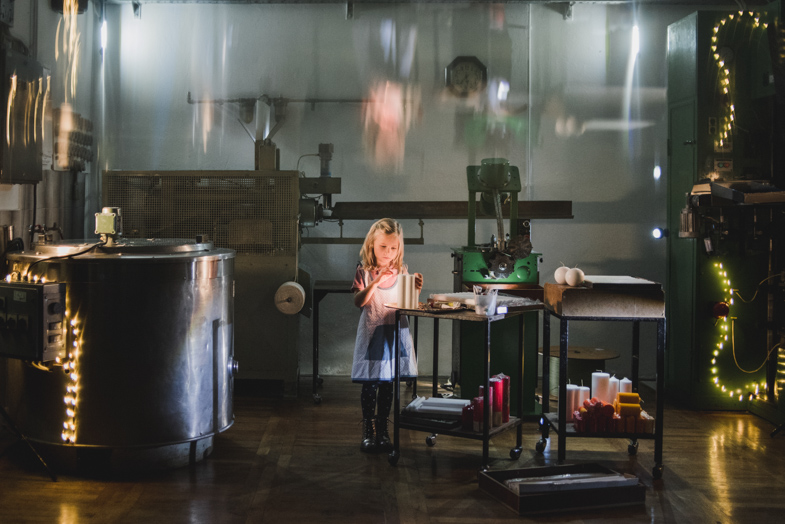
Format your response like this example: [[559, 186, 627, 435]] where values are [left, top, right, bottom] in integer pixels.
[[457, 158, 540, 284]]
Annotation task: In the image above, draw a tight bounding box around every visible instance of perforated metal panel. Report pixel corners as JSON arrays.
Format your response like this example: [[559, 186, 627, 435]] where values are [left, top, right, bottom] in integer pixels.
[[103, 170, 299, 256]]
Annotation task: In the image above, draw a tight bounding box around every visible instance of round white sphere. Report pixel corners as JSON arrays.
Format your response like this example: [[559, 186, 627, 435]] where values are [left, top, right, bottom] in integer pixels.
[[565, 268, 585, 287], [554, 266, 570, 284]]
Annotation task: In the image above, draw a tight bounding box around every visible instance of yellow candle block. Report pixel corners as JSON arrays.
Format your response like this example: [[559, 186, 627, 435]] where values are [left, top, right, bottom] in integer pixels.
[[616, 392, 641, 405], [618, 403, 642, 417]]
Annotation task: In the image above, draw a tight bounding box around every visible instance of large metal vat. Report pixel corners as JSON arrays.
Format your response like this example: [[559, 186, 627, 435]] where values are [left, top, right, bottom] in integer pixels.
[[0, 238, 236, 470]]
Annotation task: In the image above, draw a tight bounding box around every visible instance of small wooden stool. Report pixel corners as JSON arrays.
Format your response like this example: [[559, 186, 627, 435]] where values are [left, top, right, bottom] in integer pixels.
[[538, 346, 620, 397]]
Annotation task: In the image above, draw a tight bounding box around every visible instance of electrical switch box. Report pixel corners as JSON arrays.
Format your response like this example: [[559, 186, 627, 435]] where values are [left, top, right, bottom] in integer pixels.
[[0, 282, 66, 361]]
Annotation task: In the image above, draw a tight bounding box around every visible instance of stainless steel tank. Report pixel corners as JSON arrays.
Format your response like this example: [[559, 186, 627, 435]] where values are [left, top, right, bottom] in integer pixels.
[[0, 238, 236, 470]]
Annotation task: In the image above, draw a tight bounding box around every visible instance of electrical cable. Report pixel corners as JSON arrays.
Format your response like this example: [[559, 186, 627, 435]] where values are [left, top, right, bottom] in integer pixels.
[[732, 272, 784, 303], [23, 240, 107, 281], [30, 183, 37, 248], [296, 153, 320, 177], [731, 319, 782, 374]]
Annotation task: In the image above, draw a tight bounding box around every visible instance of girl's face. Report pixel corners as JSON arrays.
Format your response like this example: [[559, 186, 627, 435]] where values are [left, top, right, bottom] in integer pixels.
[[373, 232, 400, 268]]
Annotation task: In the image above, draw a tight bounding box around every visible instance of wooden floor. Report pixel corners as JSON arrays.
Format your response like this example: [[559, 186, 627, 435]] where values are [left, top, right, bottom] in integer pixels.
[[2, 376, 785, 523]]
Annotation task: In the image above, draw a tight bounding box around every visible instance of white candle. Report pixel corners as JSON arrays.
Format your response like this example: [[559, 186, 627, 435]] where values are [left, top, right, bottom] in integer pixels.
[[578, 385, 590, 407], [591, 372, 611, 403], [397, 274, 418, 309], [609, 375, 620, 404], [620, 377, 632, 393], [565, 384, 578, 422]]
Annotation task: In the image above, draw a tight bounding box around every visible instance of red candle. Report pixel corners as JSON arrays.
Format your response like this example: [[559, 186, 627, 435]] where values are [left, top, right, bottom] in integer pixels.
[[490, 377, 503, 426]]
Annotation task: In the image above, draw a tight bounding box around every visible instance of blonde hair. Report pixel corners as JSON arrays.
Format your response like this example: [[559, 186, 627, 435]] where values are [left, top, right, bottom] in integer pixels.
[[360, 218, 405, 271]]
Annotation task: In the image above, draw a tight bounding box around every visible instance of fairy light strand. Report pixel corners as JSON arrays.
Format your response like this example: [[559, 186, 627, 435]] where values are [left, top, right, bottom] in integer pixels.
[[61, 315, 81, 444], [710, 11, 770, 155], [710, 263, 766, 402]]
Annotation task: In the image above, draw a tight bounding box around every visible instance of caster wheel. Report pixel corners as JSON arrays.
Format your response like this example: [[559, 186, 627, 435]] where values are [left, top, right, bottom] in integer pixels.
[[425, 435, 436, 447], [316, 376, 324, 386], [628, 441, 638, 456], [313, 394, 322, 404], [510, 447, 522, 460], [535, 439, 547, 454], [388, 450, 400, 466], [652, 464, 663, 480]]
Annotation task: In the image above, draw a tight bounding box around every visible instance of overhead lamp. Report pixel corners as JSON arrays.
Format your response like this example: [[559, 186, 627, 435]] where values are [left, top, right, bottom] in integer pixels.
[[652, 227, 668, 239]]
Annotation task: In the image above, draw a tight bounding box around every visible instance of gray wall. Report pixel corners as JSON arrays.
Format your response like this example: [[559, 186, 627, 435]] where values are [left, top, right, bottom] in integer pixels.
[[5, 1, 737, 387]]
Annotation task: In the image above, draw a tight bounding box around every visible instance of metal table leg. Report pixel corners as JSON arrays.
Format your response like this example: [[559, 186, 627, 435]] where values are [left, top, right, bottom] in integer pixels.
[[432, 319, 439, 398], [481, 318, 491, 471], [653, 318, 666, 479], [389, 310, 402, 465], [557, 317, 569, 464], [537, 311, 551, 454], [312, 291, 325, 404], [513, 314, 524, 456]]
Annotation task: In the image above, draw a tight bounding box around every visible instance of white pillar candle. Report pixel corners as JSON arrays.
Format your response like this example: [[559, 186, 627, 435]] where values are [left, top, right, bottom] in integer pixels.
[[620, 377, 632, 393], [578, 385, 590, 407], [591, 372, 611, 403], [609, 375, 620, 404], [565, 384, 578, 422], [397, 274, 418, 309]]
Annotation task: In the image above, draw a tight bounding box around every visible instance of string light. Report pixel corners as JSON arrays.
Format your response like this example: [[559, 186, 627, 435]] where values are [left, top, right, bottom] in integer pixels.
[[710, 263, 767, 401], [710, 10, 770, 156], [61, 313, 82, 444]]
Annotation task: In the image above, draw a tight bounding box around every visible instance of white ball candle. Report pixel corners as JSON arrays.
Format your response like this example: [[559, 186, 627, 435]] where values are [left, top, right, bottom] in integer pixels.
[[554, 265, 570, 284], [565, 268, 585, 287]]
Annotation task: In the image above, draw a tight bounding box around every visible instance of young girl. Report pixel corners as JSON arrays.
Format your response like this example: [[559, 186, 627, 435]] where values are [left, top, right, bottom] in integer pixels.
[[351, 218, 422, 453]]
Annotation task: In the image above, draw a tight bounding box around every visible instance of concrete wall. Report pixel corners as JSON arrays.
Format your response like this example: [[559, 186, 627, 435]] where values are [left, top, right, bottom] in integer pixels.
[[5, 1, 735, 388]]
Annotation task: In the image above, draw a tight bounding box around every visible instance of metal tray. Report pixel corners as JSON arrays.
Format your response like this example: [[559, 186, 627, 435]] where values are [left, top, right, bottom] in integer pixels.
[[479, 463, 645, 515]]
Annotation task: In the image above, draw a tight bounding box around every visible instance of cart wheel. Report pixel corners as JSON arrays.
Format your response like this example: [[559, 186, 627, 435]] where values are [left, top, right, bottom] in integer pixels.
[[535, 439, 547, 454], [652, 464, 663, 480], [313, 394, 322, 404], [627, 441, 638, 455], [316, 376, 324, 386], [425, 435, 437, 447], [509, 447, 522, 460], [388, 450, 400, 466]]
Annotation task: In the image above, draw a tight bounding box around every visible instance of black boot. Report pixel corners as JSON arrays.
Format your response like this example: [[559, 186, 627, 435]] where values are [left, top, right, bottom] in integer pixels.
[[375, 416, 392, 452], [361, 419, 376, 453]]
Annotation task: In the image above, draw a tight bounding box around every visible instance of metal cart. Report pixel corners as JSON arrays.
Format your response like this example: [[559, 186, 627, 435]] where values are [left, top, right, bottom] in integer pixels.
[[389, 305, 541, 470], [536, 281, 666, 479]]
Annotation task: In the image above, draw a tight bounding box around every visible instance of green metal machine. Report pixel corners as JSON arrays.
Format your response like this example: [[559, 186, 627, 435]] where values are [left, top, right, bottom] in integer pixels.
[[666, 4, 785, 423], [452, 158, 542, 417]]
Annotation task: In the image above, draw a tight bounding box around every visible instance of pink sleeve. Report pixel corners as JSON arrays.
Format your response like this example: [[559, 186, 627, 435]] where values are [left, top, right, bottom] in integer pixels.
[[351, 266, 365, 293]]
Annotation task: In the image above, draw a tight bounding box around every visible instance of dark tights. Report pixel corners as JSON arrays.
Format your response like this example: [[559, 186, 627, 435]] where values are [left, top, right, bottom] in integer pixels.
[[361, 382, 394, 420]]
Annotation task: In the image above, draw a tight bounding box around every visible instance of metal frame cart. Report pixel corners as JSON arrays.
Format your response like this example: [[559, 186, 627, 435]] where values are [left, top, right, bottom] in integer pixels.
[[536, 281, 666, 479], [389, 305, 541, 470]]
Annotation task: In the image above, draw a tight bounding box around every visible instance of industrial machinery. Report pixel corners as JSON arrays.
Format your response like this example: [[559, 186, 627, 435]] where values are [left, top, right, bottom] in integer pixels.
[[103, 168, 301, 396], [0, 211, 236, 472], [452, 158, 546, 417], [666, 4, 785, 423]]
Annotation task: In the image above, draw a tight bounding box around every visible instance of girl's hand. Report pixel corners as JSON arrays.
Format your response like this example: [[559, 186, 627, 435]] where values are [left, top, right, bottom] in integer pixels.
[[372, 267, 397, 286], [414, 272, 423, 291]]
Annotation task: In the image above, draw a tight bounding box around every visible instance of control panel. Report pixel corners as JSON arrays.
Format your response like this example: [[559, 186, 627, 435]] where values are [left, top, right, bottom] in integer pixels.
[[0, 282, 66, 362]]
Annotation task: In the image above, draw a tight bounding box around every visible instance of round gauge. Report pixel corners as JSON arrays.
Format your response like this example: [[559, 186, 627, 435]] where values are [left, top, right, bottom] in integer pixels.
[[445, 56, 488, 97]]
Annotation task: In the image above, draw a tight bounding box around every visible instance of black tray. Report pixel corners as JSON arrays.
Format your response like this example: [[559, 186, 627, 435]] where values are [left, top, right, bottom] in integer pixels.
[[479, 463, 645, 515]]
